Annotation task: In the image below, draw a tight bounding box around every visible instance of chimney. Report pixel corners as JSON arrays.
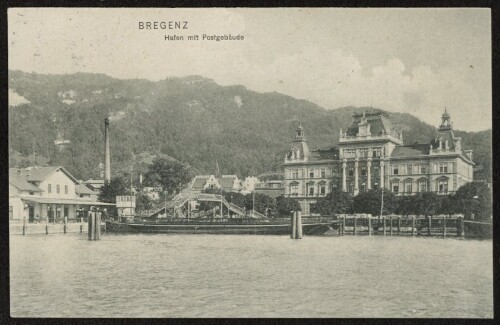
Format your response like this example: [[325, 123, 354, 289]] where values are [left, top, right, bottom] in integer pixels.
[[104, 117, 111, 181]]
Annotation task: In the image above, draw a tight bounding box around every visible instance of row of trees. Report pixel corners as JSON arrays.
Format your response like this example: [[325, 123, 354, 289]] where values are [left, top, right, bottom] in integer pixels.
[[311, 181, 492, 221]]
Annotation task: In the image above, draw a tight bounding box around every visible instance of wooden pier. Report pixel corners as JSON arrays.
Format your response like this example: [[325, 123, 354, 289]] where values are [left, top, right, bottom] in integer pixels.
[[330, 215, 492, 239]]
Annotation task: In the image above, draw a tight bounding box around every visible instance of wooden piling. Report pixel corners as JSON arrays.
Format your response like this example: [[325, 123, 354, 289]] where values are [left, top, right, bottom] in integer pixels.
[[88, 212, 95, 240], [383, 217, 386, 236], [442, 216, 446, 238], [63, 216, 67, 234], [427, 216, 432, 236], [368, 216, 372, 236], [389, 216, 393, 236], [353, 216, 357, 235], [23, 217, 26, 236], [291, 212, 297, 239], [397, 216, 401, 235], [460, 217, 465, 238], [95, 212, 101, 240], [80, 217, 83, 234], [296, 211, 303, 239], [411, 216, 416, 236]]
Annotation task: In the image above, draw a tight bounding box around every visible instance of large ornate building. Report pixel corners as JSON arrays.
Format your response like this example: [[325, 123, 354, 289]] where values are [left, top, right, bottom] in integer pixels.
[[283, 110, 474, 216]]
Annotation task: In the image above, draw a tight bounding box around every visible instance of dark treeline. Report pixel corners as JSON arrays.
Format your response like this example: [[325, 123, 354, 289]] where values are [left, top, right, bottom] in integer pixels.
[[9, 70, 492, 182]]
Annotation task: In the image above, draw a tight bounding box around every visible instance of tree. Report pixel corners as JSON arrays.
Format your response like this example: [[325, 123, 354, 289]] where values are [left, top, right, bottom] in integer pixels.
[[351, 189, 397, 217], [98, 176, 129, 216], [454, 181, 492, 220], [311, 190, 353, 217], [276, 196, 301, 217], [144, 157, 192, 195], [437, 194, 456, 217], [135, 191, 154, 212], [414, 192, 441, 217], [395, 195, 419, 217]]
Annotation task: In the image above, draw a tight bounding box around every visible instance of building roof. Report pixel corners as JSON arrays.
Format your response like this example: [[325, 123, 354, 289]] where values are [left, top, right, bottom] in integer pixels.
[[346, 112, 399, 138], [191, 178, 208, 190], [309, 148, 340, 161], [9, 173, 42, 192], [391, 144, 430, 158], [254, 188, 285, 198], [12, 166, 80, 184], [22, 197, 115, 206], [75, 184, 97, 195]]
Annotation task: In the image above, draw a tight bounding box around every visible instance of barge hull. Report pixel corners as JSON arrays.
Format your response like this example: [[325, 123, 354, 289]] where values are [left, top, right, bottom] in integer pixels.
[[106, 221, 332, 235]]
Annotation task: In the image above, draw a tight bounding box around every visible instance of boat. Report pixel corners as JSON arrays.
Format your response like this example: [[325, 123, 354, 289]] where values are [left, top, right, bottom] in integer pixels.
[[105, 218, 334, 235], [108, 191, 336, 235]]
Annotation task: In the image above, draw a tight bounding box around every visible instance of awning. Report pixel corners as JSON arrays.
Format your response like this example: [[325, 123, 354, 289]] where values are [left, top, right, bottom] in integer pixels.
[[21, 197, 115, 206]]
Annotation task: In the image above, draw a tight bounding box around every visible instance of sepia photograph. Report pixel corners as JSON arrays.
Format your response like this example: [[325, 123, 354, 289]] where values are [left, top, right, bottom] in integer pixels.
[[7, 7, 493, 318]]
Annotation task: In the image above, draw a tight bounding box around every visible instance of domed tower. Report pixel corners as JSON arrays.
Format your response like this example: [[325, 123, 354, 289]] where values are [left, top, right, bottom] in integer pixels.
[[286, 122, 310, 162], [439, 108, 453, 130]]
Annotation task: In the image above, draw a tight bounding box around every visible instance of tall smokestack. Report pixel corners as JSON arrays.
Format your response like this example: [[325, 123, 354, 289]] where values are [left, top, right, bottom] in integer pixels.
[[104, 117, 111, 182]]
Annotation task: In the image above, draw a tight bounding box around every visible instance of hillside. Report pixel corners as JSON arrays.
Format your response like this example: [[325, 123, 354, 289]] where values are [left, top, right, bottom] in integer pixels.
[[8, 70, 492, 181]]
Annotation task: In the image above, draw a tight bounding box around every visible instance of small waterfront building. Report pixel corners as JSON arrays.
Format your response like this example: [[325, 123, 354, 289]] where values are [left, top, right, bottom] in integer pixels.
[[283, 110, 474, 216], [9, 166, 114, 222], [189, 175, 242, 193]]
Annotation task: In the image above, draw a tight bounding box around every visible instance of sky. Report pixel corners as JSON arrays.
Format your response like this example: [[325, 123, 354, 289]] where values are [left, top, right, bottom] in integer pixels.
[[8, 8, 492, 132]]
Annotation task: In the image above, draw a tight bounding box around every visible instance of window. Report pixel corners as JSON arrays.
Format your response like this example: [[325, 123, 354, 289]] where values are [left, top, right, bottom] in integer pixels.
[[320, 185, 326, 195], [344, 149, 356, 158], [372, 147, 382, 157], [348, 167, 354, 176], [419, 180, 427, 192], [438, 180, 448, 193], [420, 166, 427, 174], [64, 185, 68, 194], [348, 183, 354, 194], [359, 148, 368, 158], [407, 165, 413, 175], [48, 184, 52, 193], [292, 170, 299, 179], [361, 166, 367, 176], [374, 166, 379, 175], [309, 170, 314, 178], [392, 182, 399, 193], [308, 184, 314, 196], [320, 168, 326, 178], [360, 183, 366, 192], [405, 181, 412, 194], [439, 163, 448, 173], [393, 166, 399, 175], [56, 185, 60, 194], [290, 184, 299, 196]]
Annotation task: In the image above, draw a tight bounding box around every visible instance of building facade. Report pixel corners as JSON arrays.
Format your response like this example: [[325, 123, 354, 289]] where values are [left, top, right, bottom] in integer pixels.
[[283, 111, 474, 216], [9, 166, 114, 222]]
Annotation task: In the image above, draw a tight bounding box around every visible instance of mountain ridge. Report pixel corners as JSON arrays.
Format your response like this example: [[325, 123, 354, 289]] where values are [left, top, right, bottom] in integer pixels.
[[8, 70, 491, 181]]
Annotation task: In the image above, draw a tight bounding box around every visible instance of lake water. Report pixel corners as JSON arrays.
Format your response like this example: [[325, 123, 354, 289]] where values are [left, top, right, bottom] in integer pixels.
[[10, 233, 493, 318]]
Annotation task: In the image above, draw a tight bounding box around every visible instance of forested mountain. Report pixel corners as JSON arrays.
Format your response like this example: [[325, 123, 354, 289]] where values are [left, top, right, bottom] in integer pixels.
[[8, 70, 492, 181]]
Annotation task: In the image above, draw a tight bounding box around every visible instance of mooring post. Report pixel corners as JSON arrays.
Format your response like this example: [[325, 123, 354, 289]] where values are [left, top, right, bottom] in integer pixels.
[[291, 211, 297, 239], [80, 217, 83, 234], [383, 216, 386, 236], [22, 217, 26, 236], [389, 216, 393, 236], [442, 216, 446, 238], [296, 211, 303, 239], [411, 216, 416, 236], [353, 216, 357, 236], [460, 217, 465, 238], [368, 216, 372, 236], [397, 216, 401, 235], [88, 212, 95, 240], [64, 216, 67, 234], [95, 212, 101, 240], [427, 216, 432, 236]]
